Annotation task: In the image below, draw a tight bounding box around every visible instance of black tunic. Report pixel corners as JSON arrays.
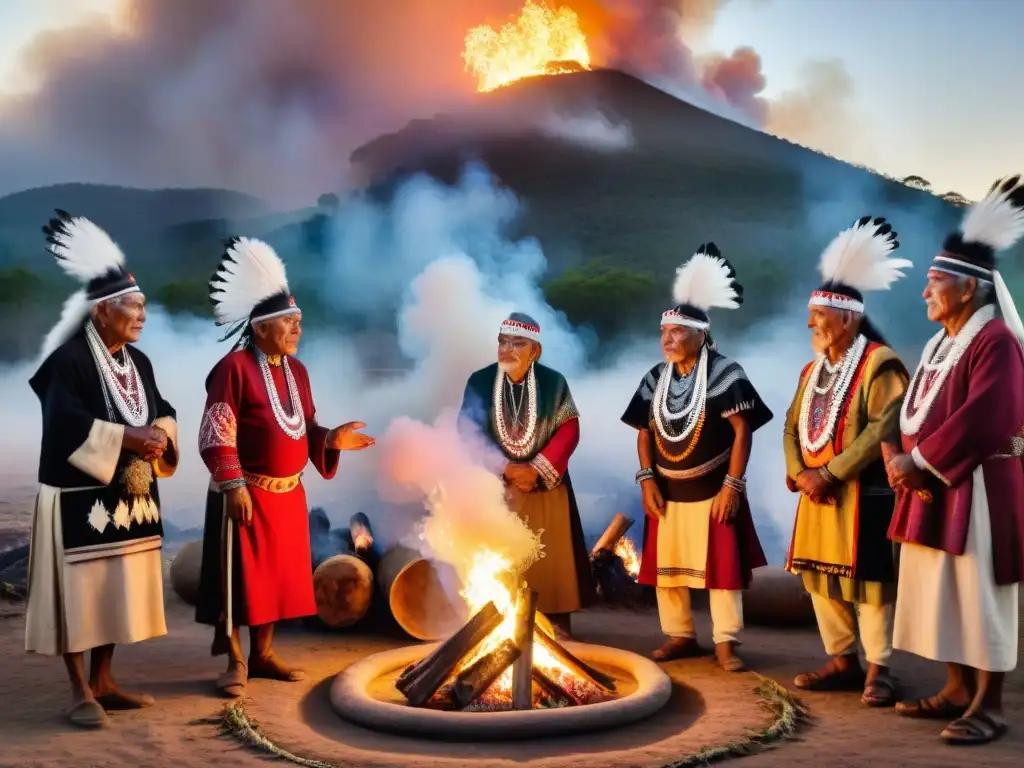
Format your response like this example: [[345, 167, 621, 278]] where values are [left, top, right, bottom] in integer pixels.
[[28, 326, 176, 559]]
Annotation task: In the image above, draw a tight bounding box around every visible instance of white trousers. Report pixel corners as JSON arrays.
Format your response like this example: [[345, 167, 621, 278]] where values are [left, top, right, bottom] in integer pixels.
[[657, 586, 743, 645], [810, 592, 893, 666]]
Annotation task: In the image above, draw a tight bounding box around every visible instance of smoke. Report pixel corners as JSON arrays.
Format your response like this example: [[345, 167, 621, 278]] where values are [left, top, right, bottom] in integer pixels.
[[0, 0, 856, 201], [536, 111, 635, 152], [378, 412, 543, 592]]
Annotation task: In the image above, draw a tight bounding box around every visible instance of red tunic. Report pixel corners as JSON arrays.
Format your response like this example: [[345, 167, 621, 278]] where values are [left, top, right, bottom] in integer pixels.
[[199, 349, 339, 626], [888, 319, 1024, 585]]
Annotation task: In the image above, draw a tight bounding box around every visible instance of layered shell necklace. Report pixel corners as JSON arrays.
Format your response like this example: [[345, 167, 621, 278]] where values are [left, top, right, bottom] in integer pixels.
[[901, 305, 994, 436], [85, 320, 149, 427], [492, 363, 538, 459], [798, 334, 867, 454], [256, 348, 306, 440], [652, 346, 708, 459]]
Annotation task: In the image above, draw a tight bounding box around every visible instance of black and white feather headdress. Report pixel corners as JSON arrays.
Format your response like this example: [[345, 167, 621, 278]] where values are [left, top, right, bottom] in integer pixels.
[[809, 216, 911, 314], [39, 210, 140, 361], [932, 175, 1024, 342], [209, 237, 300, 346], [661, 242, 743, 330]]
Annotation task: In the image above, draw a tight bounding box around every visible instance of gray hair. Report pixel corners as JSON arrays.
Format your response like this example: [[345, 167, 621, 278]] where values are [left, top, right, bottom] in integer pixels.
[[958, 276, 995, 308]]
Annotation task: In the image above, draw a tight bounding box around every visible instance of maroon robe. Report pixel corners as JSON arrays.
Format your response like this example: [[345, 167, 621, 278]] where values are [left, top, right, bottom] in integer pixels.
[[889, 318, 1024, 585], [195, 349, 339, 628]]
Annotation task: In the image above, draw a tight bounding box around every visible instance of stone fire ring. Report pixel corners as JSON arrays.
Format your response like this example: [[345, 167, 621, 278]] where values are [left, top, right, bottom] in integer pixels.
[[330, 641, 673, 741]]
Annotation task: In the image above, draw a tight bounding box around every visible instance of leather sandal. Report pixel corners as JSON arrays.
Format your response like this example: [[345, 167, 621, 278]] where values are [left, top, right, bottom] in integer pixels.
[[895, 695, 969, 720], [68, 700, 108, 729], [861, 673, 900, 707], [216, 661, 248, 698], [941, 710, 1008, 745], [794, 657, 865, 691]]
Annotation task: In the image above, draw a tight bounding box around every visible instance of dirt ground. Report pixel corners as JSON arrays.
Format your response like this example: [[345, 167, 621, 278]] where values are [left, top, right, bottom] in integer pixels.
[[1, 570, 1021, 768]]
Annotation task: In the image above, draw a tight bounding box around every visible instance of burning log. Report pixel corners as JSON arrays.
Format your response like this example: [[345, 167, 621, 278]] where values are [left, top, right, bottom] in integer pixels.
[[349, 512, 375, 559], [590, 515, 643, 606], [590, 514, 634, 558], [511, 587, 539, 710], [452, 639, 522, 710], [396, 601, 502, 707], [312, 553, 375, 629], [535, 626, 616, 694], [532, 667, 581, 707]]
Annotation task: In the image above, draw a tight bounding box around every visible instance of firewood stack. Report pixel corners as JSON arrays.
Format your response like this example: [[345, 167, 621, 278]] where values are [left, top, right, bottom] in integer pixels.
[[394, 589, 618, 712], [589, 513, 645, 606]]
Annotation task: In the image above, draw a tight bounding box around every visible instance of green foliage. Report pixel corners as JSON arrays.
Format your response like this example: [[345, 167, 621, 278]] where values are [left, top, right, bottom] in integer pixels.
[[0, 266, 44, 306], [544, 262, 659, 338], [151, 280, 213, 317]]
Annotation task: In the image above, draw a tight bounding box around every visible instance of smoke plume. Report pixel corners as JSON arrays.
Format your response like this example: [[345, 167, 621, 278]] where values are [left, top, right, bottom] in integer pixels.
[[2, 158, 947, 570], [0, 0, 858, 202]]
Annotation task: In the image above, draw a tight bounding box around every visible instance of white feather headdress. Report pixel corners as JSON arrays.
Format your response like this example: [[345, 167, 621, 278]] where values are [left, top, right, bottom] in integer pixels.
[[662, 243, 742, 330], [934, 175, 1024, 345], [959, 175, 1024, 251], [38, 210, 137, 362], [209, 237, 298, 343]]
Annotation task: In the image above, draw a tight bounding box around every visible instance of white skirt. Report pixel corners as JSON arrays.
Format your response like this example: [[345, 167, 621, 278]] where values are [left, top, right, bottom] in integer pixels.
[[893, 467, 1018, 672], [24, 485, 167, 656]]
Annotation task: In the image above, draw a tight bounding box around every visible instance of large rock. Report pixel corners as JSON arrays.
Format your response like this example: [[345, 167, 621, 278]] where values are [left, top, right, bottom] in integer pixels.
[[742, 566, 815, 627], [170, 539, 203, 606]]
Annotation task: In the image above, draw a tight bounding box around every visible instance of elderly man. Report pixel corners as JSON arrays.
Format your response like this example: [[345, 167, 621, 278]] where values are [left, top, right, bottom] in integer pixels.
[[887, 176, 1024, 746], [782, 216, 911, 706], [621, 244, 771, 671], [26, 211, 178, 728], [195, 237, 375, 697], [458, 312, 594, 638]]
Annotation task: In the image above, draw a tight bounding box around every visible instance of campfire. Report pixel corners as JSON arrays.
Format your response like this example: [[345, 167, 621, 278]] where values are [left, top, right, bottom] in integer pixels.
[[463, 1, 591, 92], [395, 578, 617, 711]]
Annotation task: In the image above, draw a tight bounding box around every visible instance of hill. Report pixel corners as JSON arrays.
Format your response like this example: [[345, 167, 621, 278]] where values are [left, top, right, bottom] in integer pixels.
[[349, 68, 1002, 349], [2, 69, 1020, 362]]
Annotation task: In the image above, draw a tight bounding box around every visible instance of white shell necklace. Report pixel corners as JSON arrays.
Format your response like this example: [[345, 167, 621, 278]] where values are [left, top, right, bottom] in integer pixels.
[[85, 320, 149, 427], [798, 334, 867, 454], [256, 348, 306, 440], [492, 364, 538, 458], [652, 346, 708, 444], [901, 305, 994, 436]]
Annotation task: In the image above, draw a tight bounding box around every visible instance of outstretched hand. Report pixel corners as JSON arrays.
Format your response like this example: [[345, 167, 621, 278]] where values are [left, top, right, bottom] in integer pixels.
[[327, 422, 376, 451]]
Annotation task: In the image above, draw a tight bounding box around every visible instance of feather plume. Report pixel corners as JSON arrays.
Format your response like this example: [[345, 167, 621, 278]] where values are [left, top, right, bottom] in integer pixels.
[[42, 210, 126, 282], [38, 289, 90, 363], [209, 237, 290, 326], [672, 243, 742, 311], [817, 216, 912, 291], [960, 175, 1024, 251]]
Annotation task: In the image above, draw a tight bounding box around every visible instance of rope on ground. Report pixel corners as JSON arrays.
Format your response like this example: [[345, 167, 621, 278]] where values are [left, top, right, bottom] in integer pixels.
[[215, 673, 808, 768], [220, 700, 336, 768], [661, 674, 810, 767]]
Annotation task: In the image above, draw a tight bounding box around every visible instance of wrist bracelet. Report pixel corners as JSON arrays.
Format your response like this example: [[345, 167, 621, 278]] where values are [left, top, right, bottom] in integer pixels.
[[818, 466, 837, 483], [635, 468, 655, 484], [723, 474, 746, 493]]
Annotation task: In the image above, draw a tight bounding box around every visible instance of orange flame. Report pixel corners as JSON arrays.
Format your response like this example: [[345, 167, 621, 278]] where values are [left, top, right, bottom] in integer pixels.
[[614, 537, 641, 580], [463, 1, 591, 93]]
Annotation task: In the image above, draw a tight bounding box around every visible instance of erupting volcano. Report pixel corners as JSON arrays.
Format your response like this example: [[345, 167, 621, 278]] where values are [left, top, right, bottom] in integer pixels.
[[463, 1, 590, 92]]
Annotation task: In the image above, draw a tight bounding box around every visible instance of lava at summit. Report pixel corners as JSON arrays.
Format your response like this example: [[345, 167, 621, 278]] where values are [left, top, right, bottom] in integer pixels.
[[463, 1, 590, 92]]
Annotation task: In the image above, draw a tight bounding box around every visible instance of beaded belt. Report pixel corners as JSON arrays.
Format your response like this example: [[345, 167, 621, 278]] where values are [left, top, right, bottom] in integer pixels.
[[243, 471, 302, 493], [655, 448, 730, 480]]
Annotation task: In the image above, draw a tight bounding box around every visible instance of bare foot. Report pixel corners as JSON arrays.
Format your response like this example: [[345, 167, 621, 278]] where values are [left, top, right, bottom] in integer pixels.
[[249, 654, 307, 682]]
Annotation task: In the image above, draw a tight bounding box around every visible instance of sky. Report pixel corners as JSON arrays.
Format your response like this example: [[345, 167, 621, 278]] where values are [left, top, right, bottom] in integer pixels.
[[704, 0, 1024, 200], [0, 0, 1019, 202]]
